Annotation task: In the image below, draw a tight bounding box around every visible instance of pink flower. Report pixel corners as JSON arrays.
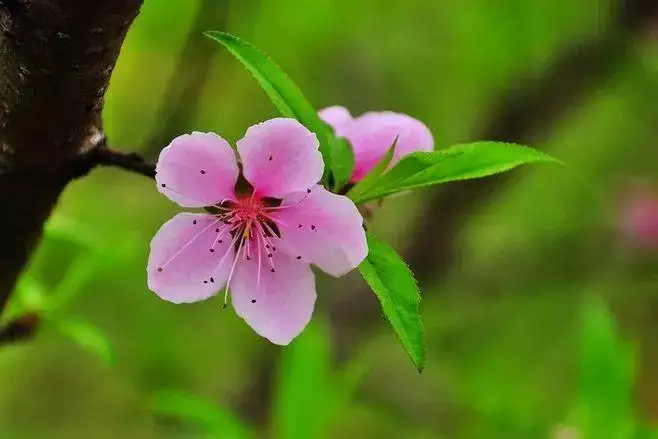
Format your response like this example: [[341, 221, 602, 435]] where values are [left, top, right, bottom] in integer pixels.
[[319, 106, 434, 182], [620, 183, 658, 248], [147, 118, 368, 345]]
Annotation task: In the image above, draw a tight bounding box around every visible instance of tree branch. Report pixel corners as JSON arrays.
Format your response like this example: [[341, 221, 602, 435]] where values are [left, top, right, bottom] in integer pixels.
[[0, 0, 144, 317], [69, 137, 156, 180]]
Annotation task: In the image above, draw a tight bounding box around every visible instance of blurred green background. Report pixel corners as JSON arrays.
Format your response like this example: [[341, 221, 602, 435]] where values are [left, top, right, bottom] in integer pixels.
[[1, 0, 658, 437]]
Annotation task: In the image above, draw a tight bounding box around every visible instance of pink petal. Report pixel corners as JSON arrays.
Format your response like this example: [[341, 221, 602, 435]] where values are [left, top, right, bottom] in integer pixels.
[[236, 118, 324, 199], [231, 247, 316, 345], [270, 185, 367, 277], [319, 106, 352, 136], [156, 132, 239, 208], [147, 213, 236, 303], [341, 111, 434, 182], [621, 184, 658, 248]]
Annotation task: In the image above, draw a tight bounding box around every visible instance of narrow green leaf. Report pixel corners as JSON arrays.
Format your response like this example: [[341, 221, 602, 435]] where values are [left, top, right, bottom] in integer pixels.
[[350, 142, 559, 204], [273, 321, 332, 439], [571, 296, 636, 439], [58, 318, 114, 366], [346, 136, 397, 201], [152, 390, 254, 439], [204, 31, 353, 185], [358, 232, 425, 372]]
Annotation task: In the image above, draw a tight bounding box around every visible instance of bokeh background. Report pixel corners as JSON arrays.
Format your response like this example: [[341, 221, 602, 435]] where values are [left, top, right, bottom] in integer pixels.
[[1, 0, 658, 437]]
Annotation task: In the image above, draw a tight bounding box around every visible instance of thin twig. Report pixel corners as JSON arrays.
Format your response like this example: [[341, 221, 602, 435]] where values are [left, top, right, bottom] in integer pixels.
[[94, 147, 156, 179]]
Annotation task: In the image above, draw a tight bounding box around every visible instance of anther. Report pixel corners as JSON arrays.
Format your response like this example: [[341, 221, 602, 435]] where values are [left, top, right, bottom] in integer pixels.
[[200, 169, 206, 174], [298, 224, 302, 228], [268, 155, 273, 161], [210, 277, 215, 283], [215, 228, 220, 233], [251, 299, 257, 303], [193, 220, 197, 225], [268, 253, 273, 257], [161, 183, 166, 188], [209, 248, 215, 253], [270, 268, 275, 273], [203, 280, 208, 284], [157, 267, 163, 272], [307, 188, 311, 194], [296, 256, 302, 260], [311, 225, 316, 230], [272, 247, 276, 251]]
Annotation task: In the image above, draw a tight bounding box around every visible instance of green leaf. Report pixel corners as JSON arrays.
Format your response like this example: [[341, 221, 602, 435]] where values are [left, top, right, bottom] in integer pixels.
[[330, 135, 355, 191], [273, 320, 332, 439], [358, 232, 425, 372], [349, 142, 559, 204], [58, 318, 114, 366], [571, 296, 636, 439], [204, 31, 353, 185], [346, 136, 397, 201], [152, 390, 254, 439]]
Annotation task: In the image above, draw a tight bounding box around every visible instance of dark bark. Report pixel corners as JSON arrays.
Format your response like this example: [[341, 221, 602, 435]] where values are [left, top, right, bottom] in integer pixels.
[[0, 0, 143, 315]]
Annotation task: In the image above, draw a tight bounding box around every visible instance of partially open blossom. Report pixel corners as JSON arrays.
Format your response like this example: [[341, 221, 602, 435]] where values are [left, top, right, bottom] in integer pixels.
[[620, 183, 658, 248], [319, 106, 434, 182], [147, 118, 368, 345]]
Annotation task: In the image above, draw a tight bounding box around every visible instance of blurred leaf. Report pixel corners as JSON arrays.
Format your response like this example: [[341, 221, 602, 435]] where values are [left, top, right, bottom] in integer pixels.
[[346, 136, 397, 201], [349, 142, 559, 204], [44, 215, 102, 250], [58, 318, 114, 366], [152, 390, 254, 439], [46, 253, 103, 315], [633, 423, 658, 439], [273, 320, 332, 439], [204, 31, 353, 186], [571, 296, 635, 439], [358, 232, 425, 372], [4, 276, 47, 322]]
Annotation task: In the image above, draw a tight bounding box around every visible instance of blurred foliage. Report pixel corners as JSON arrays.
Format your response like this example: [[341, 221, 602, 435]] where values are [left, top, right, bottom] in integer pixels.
[[1, 0, 658, 438]]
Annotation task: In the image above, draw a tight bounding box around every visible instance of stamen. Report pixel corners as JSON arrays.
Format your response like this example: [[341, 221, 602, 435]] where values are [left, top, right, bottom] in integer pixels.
[[223, 233, 247, 307], [158, 218, 219, 271]]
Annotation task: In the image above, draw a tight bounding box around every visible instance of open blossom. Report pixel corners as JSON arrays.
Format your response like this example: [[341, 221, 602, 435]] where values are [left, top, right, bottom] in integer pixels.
[[319, 106, 433, 182], [147, 118, 368, 345]]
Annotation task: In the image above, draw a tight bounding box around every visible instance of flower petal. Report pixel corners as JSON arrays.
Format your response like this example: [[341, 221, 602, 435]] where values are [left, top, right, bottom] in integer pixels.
[[319, 106, 352, 136], [147, 213, 236, 303], [156, 132, 239, 208], [341, 111, 434, 182], [270, 185, 367, 277], [236, 118, 323, 198], [231, 248, 316, 345]]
